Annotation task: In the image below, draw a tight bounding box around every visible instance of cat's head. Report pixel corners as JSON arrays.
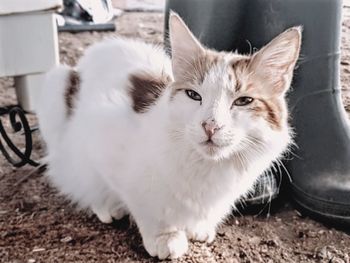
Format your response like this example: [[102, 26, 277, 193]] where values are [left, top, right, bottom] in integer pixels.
[[167, 12, 301, 162]]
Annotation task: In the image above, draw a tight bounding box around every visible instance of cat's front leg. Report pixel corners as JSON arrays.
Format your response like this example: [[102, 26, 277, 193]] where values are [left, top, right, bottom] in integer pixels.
[[186, 220, 216, 243], [187, 202, 232, 243]]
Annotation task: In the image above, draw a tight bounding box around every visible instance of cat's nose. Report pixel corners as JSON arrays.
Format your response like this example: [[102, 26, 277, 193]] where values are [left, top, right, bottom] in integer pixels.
[[201, 119, 222, 139]]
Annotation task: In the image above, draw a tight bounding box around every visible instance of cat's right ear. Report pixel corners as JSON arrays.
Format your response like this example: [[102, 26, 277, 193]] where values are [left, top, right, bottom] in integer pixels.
[[248, 27, 302, 95], [169, 12, 204, 80]]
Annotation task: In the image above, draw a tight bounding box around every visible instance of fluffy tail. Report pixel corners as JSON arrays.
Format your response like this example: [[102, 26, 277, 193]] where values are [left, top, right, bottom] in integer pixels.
[[36, 65, 74, 150]]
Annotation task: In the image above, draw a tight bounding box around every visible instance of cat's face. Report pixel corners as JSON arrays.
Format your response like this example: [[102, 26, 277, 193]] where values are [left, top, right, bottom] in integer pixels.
[[168, 13, 301, 162]]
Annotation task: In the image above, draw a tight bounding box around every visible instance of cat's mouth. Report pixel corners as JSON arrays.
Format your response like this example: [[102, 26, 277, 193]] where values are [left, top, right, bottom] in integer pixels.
[[202, 139, 219, 147], [198, 139, 232, 160], [195, 137, 236, 160], [200, 139, 232, 153]]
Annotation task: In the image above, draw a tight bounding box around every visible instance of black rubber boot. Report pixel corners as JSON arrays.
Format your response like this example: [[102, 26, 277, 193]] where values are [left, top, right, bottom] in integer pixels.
[[165, 0, 350, 225]]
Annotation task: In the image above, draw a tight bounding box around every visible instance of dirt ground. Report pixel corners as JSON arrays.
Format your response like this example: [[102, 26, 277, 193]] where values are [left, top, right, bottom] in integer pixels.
[[1, 4, 350, 263]]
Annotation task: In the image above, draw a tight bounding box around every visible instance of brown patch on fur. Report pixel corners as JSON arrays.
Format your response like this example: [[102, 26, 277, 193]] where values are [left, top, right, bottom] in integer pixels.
[[181, 50, 221, 84], [251, 98, 283, 130], [65, 70, 80, 117], [169, 83, 184, 100], [230, 58, 251, 92], [129, 71, 172, 113]]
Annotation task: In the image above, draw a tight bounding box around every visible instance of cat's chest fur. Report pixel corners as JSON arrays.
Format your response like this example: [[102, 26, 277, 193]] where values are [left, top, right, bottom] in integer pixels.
[[105, 120, 246, 218]]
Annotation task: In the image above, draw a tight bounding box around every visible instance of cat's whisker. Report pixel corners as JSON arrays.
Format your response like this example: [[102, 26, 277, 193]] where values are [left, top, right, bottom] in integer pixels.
[[274, 160, 284, 191], [287, 146, 302, 160], [232, 151, 246, 170], [275, 158, 292, 183]]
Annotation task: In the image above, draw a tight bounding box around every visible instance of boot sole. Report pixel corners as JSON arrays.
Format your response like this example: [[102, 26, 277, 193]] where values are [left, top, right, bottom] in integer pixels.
[[291, 184, 350, 228]]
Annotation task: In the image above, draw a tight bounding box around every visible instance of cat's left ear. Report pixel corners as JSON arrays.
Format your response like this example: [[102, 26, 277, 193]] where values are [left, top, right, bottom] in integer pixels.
[[249, 27, 302, 95], [169, 12, 204, 80]]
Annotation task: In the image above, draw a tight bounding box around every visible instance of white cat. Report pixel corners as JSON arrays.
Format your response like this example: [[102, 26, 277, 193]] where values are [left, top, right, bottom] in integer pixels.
[[37, 13, 301, 259]]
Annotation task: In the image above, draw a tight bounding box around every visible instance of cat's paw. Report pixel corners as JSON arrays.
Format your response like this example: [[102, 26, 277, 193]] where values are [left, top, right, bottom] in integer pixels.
[[187, 223, 216, 243], [92, 204, 128, 223], [110, 206, 128, 220], [143, 231, 188, 259], [157, 231, 189, 259], [94, 209, 113, 224]]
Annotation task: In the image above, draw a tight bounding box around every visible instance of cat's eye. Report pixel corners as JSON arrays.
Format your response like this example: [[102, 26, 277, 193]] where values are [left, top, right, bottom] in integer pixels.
[[185, 89, 202, 102], [233, 96, 254, 106]]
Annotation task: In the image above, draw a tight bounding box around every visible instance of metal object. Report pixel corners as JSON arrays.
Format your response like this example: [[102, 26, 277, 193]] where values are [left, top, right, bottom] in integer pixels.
[[58, 0, 116, 32], [0, 105, 39, 167], [58, 22, 115, 32]]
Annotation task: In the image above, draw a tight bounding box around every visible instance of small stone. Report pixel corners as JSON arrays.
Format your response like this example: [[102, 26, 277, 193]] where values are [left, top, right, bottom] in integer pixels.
[[316, 246, 328, 259], [249, 236, 261, 245], [32, 247, 45, 252], [32, 195, 41, 202], [307, 231, 317, 238], [260, 245, 268, 253], [60, 236, 73, 243], [28, 259, 36, 263], [281, 251, 289, 259], [295, 210, 303, 217]]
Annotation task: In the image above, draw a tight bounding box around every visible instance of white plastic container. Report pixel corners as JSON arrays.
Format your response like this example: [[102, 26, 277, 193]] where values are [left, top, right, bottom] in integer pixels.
[[0, 0, 62, 111]]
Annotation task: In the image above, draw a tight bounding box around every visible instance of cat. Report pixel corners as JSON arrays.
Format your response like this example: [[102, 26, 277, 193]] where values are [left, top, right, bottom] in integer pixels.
[[37, 12, 301, 259]]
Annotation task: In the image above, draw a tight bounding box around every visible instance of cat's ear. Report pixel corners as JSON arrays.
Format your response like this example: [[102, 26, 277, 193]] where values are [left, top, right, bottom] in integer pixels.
[[249, 27, 302, 95], [169, 12, 204, 79]]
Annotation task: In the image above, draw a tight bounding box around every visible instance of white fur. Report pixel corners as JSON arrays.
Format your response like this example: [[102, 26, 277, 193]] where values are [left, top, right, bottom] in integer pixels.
[[37, 16, 299, 259]]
